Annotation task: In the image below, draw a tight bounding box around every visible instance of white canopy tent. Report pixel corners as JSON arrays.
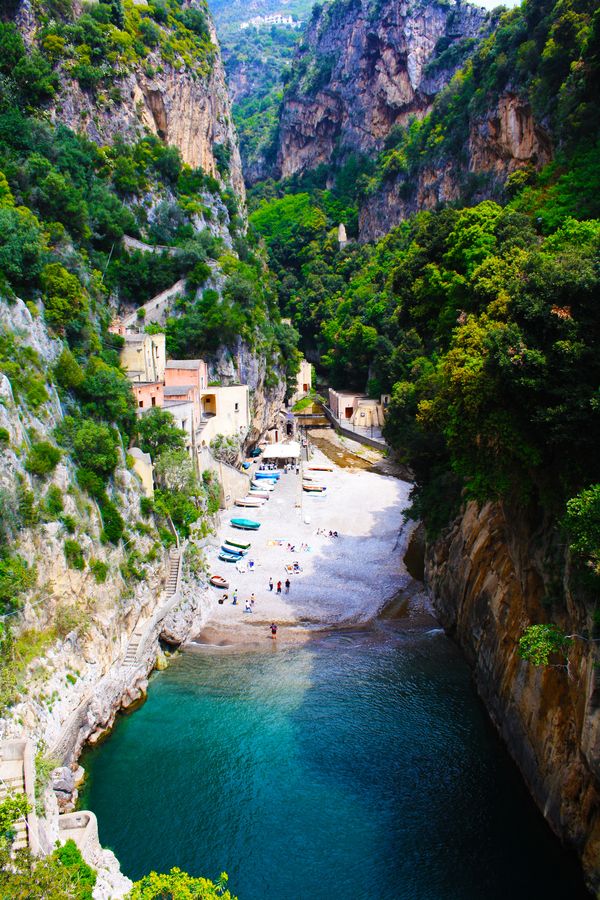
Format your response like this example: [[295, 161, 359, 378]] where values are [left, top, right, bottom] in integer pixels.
[[261, 441, 301, 462]]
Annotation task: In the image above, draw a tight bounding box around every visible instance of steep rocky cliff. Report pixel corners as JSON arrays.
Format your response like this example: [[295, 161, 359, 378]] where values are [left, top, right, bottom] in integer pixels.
[[358, 90, 553, 241], [426, 501, 600, 894], [14, 0, 246, 202], [274, 0, 487, 179]]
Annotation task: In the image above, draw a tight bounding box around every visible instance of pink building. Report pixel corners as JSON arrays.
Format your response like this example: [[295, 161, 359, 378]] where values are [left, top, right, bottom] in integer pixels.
[[132, 382, 164, 413], [164, 359, 208, 392]]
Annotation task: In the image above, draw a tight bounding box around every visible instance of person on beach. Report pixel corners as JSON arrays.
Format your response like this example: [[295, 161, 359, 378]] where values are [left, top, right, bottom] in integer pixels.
[[270, 623, 278, 640], [276, 581, 282, 594], [285, 579, 290, 594], [244, 601, 252, 613], [232, 590, 238, 605], [269, 577, 273, 591], [250, 593, 256, 607]]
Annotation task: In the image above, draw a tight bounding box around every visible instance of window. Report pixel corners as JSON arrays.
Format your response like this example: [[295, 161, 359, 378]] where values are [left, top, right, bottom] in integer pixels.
[[138, 400, 143, 408], [234, 402, 239, 412], [151, 397, 156, 407]]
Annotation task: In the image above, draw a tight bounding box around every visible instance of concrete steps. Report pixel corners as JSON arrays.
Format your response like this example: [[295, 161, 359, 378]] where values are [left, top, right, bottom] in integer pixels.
[[122, 550, 181, 667]]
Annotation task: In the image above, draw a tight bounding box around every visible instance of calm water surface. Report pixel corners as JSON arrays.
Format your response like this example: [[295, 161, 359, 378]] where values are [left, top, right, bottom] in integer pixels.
[[81, 625, 588, 899]]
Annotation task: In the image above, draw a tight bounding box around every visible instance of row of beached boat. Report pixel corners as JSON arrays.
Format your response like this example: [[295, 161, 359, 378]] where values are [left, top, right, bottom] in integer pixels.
[[234, 468, 282, 508]]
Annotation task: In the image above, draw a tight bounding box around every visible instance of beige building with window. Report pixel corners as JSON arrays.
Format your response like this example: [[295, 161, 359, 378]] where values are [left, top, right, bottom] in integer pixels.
[[197, 385, 250, 447], [120, 332, 166, 384]]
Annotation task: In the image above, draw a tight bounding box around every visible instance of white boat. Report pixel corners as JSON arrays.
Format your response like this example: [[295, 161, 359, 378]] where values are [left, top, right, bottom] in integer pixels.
[[252, 480, 275, 491], [249, 489, 270, 499], [235, 497, 265, 507]]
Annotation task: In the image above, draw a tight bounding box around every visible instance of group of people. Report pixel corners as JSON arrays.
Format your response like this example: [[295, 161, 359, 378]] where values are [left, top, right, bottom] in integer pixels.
[[285, 542, 309, 552], [269, 577, 291, 594], [316, 529, 340, 538]]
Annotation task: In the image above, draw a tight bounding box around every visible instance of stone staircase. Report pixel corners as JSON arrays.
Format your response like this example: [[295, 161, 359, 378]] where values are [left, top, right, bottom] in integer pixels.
[[0, 760, 28, 852], [122, 549, 181, 668], [166, 549, 181, 597]]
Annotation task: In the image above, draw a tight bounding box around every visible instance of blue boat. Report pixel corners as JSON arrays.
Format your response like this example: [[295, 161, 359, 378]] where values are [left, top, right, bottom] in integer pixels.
[[230, 518, 261, 531], [221, 545, 246, 557], [219, 550, 240, 563], [254, 472, 279, 480]]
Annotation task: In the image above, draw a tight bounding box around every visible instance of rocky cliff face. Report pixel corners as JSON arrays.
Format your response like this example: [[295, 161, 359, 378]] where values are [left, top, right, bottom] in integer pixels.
[[359, 91, 553, 241], [274, 0, 487, 179], [426, 501, 600, 894], [14, 0, 246, 203]]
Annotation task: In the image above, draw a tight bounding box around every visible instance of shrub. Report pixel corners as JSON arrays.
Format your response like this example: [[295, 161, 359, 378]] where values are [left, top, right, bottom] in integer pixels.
[[0, 428, 8, 449], [41, 263, 88, 332], [25, 441, 61, 478], [0, 553, 36, 613], [17, 477, 38, 526], [44, 484, 64, 517], [72, 420, 119, 476], [55, 602, 90, 638], [64, 539, 84, 570], [60, 514, 76, 534], [90, 558, 108, 583], [99, 498, 124, 544], [76, 467, 105, 499], [53, 347, 85, 391], [140, 496, 154, 518]]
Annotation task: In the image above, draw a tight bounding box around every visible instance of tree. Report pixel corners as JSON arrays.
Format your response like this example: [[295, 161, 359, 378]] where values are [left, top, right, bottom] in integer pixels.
[[41, 263, 88, 332], [81, 358, 136, 437], [518, 624, 572, 667], [154, 449, 196, 494], [72, 420, 119, 477], [137, 409, 186, 458], [564, 485, 600, 577], [127, 868, 235, 900]]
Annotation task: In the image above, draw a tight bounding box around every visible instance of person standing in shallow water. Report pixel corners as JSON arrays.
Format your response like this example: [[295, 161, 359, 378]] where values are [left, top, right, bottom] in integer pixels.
[[270, 623, 278, 639], [285, 578, 290, 594]]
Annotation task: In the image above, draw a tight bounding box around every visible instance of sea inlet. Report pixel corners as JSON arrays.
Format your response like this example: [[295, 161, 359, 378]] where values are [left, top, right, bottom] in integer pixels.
[[81, 622, 588, 899]]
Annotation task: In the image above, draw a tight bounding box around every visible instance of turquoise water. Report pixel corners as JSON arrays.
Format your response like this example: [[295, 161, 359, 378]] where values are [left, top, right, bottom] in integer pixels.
[[81, 625, 588, 899]]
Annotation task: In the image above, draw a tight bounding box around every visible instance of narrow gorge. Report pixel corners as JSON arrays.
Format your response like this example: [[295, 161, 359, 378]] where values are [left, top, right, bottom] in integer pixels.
[[0, 0, 599, 898]]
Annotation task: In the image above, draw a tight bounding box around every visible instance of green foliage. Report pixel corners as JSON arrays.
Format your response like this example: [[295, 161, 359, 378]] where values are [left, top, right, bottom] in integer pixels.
[[90, 558, 109, 584], [518, 624, 572, 666], [0, 791, 29, 849], [63, 540, 85, 571], [99, 497, 125, 545], [41, 263, 88, 332], [25, 441, 61, 478], [80, 357, 136, 437], [127, 868, 235, 900], [0, 553, 37, 614], [68, 418, 120, 477], [564, 485, 600, 577], [54, 348, 85, 392], [0, 835, 97, 899], [44, 484, 64, 518], [137, 408, 186, 458]]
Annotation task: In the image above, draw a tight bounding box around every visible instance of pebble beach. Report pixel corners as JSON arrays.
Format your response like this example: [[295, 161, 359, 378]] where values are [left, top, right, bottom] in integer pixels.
[[196, 435, 418, 646]]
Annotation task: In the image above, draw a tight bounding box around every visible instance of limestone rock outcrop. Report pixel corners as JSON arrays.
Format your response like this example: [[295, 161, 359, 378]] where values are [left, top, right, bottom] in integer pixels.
[[358, 91, 553, 241], [426, 501, 600, 894], [14, 0, 245, 203], [274, 0, 487, 180]]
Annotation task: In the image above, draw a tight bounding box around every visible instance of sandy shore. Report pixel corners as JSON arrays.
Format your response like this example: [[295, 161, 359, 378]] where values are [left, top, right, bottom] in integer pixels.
[[194, 435, 424, 646]]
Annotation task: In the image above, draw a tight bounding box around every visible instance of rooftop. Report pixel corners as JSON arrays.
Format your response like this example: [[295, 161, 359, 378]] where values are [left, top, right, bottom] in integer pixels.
[[166, 359, 203, 370], [164, 385, 194, 396]]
